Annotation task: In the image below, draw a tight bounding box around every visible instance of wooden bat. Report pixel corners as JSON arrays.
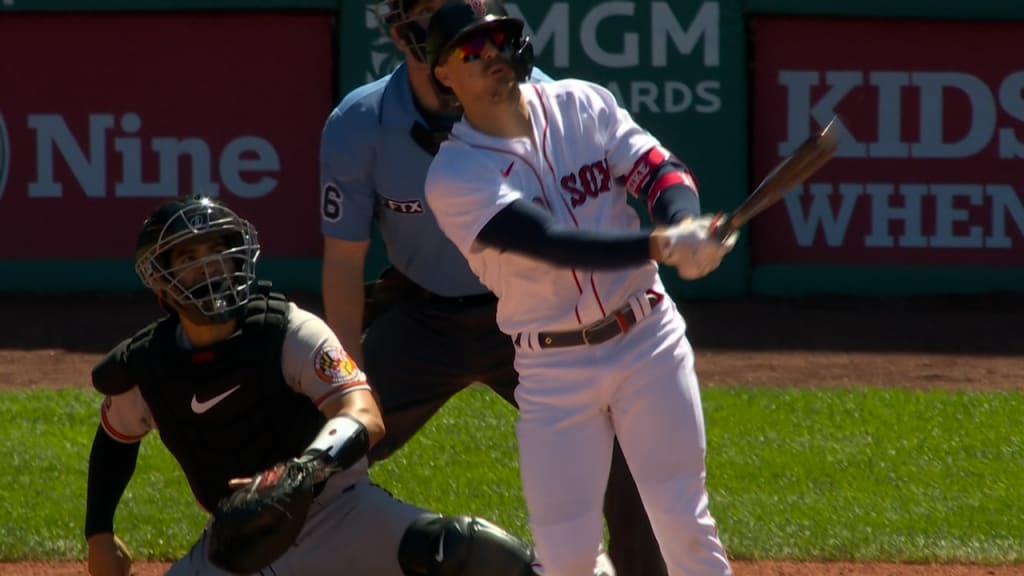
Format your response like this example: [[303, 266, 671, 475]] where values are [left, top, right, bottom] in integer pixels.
[[710, 115, 842, 243]]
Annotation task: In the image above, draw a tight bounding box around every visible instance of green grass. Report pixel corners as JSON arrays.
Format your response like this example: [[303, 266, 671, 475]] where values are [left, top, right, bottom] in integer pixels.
[[704, 389, 1024, 563], [369, 388, 527, 533], [0, 390, 206, 560], [2, 387, 1023, 564]]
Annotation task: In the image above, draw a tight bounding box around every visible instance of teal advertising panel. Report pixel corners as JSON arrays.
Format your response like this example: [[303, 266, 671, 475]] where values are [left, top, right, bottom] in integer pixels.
[[341, 1, 748, 298]]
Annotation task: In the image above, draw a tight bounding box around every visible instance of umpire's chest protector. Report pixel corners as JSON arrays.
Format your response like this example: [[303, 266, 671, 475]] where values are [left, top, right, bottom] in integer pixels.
[[117, 294, 324, 511]]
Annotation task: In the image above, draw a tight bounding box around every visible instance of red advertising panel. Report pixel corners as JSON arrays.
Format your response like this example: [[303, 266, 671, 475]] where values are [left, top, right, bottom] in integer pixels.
[[751, 18, 1024, 266], [0, 13, 333, 258]]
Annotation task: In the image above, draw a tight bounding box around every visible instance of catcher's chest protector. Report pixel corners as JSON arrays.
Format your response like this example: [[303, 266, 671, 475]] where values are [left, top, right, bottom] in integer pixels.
[[126, 286, 325, 511]]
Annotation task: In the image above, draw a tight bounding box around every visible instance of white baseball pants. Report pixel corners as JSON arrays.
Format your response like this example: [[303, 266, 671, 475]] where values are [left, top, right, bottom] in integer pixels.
[[513, 301, 732, 576]]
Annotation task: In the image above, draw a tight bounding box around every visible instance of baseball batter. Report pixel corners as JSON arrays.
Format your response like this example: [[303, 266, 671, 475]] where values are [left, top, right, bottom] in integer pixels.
[[321, 1, 657, 574], [84, 195, 550, 576], [422, 1, 735, 575]]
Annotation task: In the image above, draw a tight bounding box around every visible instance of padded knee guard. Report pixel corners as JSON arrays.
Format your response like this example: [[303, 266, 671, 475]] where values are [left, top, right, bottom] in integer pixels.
[[398, 514, 538, 576]]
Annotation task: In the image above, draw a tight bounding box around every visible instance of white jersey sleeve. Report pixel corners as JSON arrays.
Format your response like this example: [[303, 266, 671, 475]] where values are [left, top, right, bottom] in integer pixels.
[[280, 303, 371, 409], [100, 389, 154, 442], [424, 146, 521, 254], [576, 80, 663, 179]]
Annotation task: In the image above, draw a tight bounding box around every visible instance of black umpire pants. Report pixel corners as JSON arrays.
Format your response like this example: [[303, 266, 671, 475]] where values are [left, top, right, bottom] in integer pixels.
[[363, 295, 668, 576]]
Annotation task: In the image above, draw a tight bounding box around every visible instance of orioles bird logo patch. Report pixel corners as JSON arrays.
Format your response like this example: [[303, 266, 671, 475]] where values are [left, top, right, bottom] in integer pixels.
[[314, 345, 359, 384]]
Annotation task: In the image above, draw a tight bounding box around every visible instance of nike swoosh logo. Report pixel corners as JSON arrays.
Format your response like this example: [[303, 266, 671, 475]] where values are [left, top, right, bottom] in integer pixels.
[[435, 530, 445, 562], [190, 385, 241, 414], [501, 161, 514, 178]]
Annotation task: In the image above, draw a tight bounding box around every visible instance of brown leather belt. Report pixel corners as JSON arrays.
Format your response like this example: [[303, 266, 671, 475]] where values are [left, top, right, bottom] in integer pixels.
[[518, 291, 663, 350]]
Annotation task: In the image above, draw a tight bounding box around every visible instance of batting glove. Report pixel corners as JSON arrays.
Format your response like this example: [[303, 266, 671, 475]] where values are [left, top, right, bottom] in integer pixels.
[[652, 214, 738, 280]]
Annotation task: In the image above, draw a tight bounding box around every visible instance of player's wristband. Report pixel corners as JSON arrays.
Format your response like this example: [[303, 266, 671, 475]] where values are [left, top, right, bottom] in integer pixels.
[[298, 414, 369, 472]]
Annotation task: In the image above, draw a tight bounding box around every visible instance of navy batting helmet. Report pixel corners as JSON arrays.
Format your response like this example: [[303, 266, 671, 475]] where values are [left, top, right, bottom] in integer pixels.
[[135, 195, 260, 325], [425, 0, 534, 97]]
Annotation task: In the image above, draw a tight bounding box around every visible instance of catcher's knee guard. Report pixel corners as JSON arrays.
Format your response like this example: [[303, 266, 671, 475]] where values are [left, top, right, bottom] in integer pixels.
[[398, 514, 538, 576]]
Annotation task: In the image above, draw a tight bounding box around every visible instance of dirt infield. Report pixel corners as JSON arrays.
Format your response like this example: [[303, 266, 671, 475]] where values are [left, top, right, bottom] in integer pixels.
[[3, 291, 1023, 575]]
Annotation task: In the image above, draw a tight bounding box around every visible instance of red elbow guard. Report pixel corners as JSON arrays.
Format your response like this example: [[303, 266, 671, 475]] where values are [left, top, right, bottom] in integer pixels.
[[625, 146, 699, 216], [625, 146, 672, 199]]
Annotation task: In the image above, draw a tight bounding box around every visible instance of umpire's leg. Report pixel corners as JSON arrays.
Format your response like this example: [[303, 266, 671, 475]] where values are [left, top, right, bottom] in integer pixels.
[[363, 301, 473, 463], [606, 439, 668, 575]]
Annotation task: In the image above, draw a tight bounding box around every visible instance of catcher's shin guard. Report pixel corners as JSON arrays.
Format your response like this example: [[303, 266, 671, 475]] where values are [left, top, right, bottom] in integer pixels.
[[398, 514, 538, 575]]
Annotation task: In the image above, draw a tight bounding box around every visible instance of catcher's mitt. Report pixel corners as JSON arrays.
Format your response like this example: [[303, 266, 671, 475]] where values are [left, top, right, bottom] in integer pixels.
[[208, 460, 316, 573]]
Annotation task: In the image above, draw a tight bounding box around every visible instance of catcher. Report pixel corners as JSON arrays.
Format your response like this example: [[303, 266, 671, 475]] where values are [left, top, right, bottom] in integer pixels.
[[84, 195, 557, 576]]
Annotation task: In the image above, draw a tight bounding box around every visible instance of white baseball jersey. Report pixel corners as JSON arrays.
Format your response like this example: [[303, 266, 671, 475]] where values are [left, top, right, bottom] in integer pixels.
[[425, 79, 732, 576], [425, 79, 670, 336]]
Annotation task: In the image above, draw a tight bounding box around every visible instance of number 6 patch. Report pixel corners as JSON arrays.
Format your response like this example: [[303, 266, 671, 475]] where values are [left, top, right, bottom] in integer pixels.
[[321, 183, 343, 222]]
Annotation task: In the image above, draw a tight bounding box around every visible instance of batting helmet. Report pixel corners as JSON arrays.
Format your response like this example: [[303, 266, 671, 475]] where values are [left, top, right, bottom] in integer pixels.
[[134, 195, 260, 325], [425, 0, 534, 97]]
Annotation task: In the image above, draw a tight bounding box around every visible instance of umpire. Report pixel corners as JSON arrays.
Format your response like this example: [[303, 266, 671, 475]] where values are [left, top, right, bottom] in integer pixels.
[[319, 1, 666, 574]]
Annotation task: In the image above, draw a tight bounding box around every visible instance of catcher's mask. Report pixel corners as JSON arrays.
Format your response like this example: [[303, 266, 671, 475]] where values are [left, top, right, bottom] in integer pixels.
[[381, 0, 433, 63], [425, 0, 534, 99], [134, 195, 260, 325]]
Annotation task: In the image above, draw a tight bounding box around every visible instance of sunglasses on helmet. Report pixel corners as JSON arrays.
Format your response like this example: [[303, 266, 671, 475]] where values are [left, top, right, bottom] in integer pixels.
[[451, 28, 512, 63]]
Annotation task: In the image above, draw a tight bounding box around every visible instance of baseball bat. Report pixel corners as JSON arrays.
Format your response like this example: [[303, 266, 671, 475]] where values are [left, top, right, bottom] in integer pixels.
[[709, 115, 842, 243]]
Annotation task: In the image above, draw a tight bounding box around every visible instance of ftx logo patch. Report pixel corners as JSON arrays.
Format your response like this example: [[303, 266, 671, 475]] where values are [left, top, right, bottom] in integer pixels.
[[383, 198, 424, 214]]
